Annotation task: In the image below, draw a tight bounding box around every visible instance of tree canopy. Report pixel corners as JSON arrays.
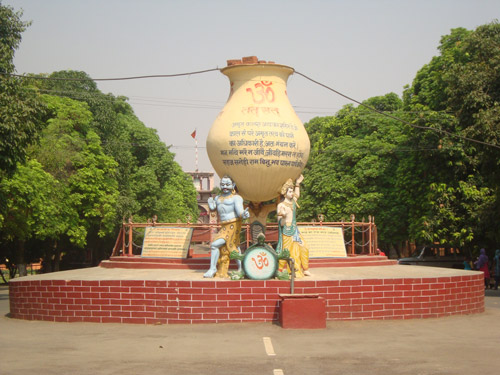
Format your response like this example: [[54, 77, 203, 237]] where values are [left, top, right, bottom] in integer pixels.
[[0, 4, 199, 276], [0, 4, 46, 178], [301, 22, 500, 255]]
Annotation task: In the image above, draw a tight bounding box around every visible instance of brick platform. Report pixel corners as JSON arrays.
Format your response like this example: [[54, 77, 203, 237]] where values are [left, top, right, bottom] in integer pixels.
[[9, 266, 485, 324]]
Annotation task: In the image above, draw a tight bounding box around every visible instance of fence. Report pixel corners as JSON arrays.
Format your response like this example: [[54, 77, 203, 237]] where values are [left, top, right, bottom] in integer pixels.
[[111, 215, 377, 257]]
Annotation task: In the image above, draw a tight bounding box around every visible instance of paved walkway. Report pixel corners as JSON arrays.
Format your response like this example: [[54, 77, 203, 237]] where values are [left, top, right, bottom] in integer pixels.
[[2, 282, 499, 375]]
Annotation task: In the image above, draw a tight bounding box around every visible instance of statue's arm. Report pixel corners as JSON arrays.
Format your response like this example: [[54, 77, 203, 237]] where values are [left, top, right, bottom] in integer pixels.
[[294, 174, 304, 199], [276, 203, 286, 226], [208, 196, 218, 211], [234, 195, 249, 219]]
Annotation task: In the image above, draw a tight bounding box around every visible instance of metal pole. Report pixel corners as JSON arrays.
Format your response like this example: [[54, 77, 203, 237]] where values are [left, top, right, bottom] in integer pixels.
[[287, 258, 295, 294], [351, 215, 355, 255], [368, 215, 372, 255], [121, 225, 126, 256], [195, 137, 198, 172], [362, 217, 365, 254], [128, 223, 133, 256]]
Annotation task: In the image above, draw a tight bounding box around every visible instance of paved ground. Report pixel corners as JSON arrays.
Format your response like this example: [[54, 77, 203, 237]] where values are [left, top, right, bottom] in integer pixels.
[[1, 282, 499, 375]]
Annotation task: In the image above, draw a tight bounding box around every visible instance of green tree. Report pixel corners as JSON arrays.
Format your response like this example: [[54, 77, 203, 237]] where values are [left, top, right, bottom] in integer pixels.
[[37, 70, 199, 226], [0, 160, 61, 276], [29, 95, 119, 268], [0, 4, 46, 179], [32, 72, 198, 263], [301, 94, 409, 252], [402, 22, 500, 251], [123, 113, 199, 222]]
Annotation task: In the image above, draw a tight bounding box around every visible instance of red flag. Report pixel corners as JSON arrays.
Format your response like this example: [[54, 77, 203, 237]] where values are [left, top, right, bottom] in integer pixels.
[[191, 130, 196, 139]]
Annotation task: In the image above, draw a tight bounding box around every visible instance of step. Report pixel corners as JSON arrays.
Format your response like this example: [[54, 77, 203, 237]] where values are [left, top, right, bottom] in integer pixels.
[[100, 256, 397, 269]]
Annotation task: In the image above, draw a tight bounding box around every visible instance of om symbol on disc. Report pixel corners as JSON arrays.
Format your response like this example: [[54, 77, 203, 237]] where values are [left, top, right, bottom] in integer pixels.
[[243, 247, 278, 280]]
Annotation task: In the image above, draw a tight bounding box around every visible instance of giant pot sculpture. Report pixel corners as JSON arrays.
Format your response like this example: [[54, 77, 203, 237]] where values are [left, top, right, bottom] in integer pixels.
[[207, 57, 310, 202]]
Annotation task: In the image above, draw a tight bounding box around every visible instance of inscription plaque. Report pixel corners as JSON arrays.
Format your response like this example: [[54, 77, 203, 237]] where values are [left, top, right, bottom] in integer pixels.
[[298, 226, 347, 258], [141, 227, 193, 258]]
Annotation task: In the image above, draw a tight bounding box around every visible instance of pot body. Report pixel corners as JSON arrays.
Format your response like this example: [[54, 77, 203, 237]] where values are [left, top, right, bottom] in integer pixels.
[[207, 63, 310, 202]]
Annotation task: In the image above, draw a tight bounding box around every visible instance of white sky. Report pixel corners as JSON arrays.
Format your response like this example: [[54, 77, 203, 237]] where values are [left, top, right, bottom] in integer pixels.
[[5, 0, 500, 176]]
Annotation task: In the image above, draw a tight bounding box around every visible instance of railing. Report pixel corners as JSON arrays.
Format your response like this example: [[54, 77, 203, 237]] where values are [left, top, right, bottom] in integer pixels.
[[111, 215, 377, 257]]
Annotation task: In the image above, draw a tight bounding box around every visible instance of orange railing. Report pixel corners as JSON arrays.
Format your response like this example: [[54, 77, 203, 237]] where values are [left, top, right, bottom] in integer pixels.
[[111, 215, 377, 257]]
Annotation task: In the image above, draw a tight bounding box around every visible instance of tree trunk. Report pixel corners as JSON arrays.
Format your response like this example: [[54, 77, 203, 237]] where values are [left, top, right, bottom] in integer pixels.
[[54, 241, 61, 272], [43, 246, 53, 273], [8, 264, 17, 279], [393, 243, 402, 259], [16, 239, 27, 277]]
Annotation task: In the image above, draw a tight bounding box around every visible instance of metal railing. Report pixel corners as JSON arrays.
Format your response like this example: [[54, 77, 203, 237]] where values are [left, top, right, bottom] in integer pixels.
[[111, 215, 377, 257]]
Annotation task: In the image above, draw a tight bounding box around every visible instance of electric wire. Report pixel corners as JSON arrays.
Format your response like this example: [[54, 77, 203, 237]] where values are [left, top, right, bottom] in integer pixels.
[[3, 68, 499, 150], [2, 68, 220, 81], [294, 70, 500, 150], [33, 88, 337, 113]]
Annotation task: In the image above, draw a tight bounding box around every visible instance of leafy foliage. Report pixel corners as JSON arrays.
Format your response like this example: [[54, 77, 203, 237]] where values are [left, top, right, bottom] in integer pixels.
[[301, 94, 409, 248], [0, 159, 61, 275], [301, 22, 500, 254], [401, 21, 500, 251], [0, 4, 46, 177], [0, 5, 199, 275]]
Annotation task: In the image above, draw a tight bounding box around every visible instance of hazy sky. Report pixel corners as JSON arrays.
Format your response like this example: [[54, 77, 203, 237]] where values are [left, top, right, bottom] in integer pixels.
[[5, 0, 500, 175]]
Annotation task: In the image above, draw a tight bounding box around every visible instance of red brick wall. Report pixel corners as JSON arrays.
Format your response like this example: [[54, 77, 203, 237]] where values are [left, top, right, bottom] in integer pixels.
[[9, 274, 484, 324]]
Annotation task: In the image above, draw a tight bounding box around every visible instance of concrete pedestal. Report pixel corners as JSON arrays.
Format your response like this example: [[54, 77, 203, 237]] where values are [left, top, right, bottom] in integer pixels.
[[279, 294, 326, 329]]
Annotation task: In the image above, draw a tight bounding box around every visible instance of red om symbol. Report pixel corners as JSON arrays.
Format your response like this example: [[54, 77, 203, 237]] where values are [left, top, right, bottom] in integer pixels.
[[251, 252, 269, 270], [246, 81, 275, 104]]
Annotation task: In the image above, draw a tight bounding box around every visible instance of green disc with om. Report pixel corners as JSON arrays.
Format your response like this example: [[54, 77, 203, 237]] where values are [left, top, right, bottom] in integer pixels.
[[243, 246, 278, 280]]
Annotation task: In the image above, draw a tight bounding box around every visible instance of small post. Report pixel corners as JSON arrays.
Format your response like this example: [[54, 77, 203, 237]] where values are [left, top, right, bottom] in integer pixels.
[[128, 217, 133, 257], [351, 214, 355, 255], [317, 214, 324, 226], [368, 215, 372, 255], [287, 258, 295, 294], [362, 217, 365, 254], [121, 223, 126, 256]]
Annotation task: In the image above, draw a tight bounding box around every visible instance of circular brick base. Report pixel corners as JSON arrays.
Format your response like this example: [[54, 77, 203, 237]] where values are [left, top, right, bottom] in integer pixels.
[[9, 268, 484, 324]]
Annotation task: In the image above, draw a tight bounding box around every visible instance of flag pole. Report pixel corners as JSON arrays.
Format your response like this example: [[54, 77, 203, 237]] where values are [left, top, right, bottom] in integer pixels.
[[195, 136, 198, 172], [191, 129, 198, 172]]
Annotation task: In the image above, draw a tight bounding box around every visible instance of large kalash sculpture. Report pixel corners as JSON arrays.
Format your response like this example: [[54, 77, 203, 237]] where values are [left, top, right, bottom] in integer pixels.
[[205, 56, 310, 280]]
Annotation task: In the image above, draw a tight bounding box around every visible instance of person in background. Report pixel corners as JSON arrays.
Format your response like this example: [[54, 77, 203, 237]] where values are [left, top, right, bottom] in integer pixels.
[[376, 248, 386, 257], [493, 249, 500, 290], [474, 248, 490, 289]]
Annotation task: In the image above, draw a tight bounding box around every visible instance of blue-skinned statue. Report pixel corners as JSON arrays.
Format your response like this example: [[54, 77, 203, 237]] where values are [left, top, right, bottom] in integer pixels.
[[204, 176, 249, 278]]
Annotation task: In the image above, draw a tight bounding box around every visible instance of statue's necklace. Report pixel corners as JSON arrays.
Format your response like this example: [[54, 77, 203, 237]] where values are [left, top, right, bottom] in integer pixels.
[[282, 200, 294, 209], [218, 193, 234, 203]]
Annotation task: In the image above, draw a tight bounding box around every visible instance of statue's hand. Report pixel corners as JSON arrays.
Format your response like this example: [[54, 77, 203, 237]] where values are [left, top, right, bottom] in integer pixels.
[[242, 207, 250, 220], [296, 174, 304, 185], [208, 197, 216, 210]]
